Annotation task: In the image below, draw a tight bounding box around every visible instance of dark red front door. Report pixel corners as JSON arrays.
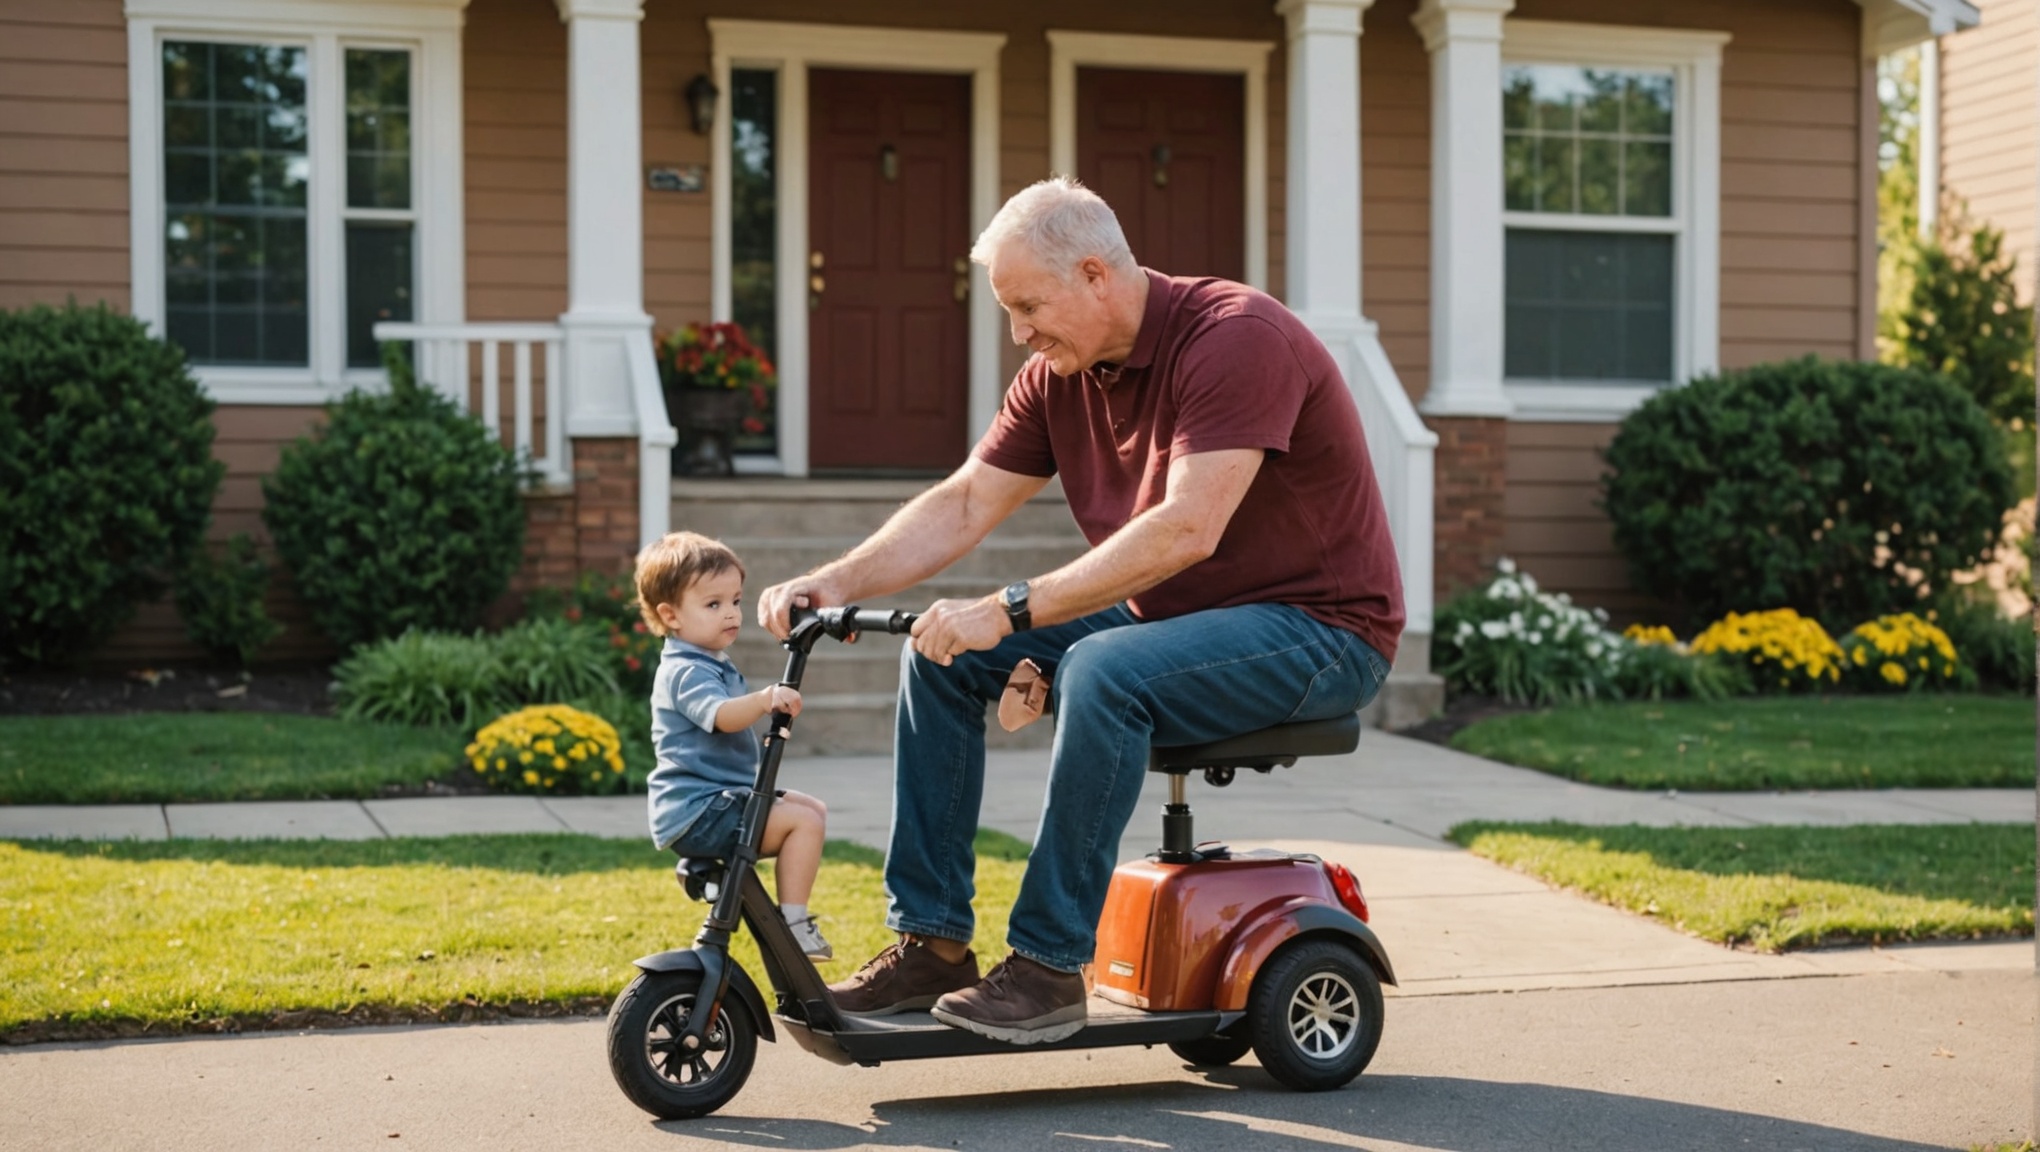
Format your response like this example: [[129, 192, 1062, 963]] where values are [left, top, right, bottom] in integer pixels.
[[808, 69, 971, 472], [1077, 68, 1244, 281]]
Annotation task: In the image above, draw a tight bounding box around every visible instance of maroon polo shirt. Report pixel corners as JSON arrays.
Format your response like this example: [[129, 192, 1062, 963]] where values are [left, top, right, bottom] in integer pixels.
[[974, 269, 1405, 663]]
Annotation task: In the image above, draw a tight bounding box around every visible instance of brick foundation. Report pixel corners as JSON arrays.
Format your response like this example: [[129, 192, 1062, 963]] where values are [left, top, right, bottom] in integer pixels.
[[509, 436, 644, 603], [1430, 415, 1508, 604]]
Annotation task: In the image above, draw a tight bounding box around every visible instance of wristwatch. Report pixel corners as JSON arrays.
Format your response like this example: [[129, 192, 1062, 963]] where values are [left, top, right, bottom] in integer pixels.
[[999, 580, 1033, 633]]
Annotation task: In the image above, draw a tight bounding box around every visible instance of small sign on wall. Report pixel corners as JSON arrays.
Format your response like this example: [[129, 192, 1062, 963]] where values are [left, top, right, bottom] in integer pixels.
[[646, 164, 705, 193]]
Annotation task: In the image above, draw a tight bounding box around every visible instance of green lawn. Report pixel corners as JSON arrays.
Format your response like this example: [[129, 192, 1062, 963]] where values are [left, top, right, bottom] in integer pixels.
[[1449, 695, 2036, 791], [0, 714, 462, 804], [0, 830, 1031, 1040], [1451, 821, 2034, 952]]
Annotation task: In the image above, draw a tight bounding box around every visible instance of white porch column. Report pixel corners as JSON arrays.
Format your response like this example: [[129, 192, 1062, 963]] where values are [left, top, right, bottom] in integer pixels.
[[555, 0, 670, 543], [556, 0, 652, 439], [1278, 0, 1369, 318], [1413, 0, 1515, 418], [1277, 0, 1442, 725]]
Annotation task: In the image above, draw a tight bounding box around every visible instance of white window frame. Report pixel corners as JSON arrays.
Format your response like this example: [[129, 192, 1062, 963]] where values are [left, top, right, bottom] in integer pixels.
[[1499, 20, 1727, 423], [708, 20, 1007, 478], [1046, 30, 1273, 292], [127, 0, 465, 405]]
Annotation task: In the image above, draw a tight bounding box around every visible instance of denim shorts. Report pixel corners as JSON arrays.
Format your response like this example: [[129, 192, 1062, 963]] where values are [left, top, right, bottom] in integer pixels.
[[665, 787, 785, 859], [666, 789, 745, 859]]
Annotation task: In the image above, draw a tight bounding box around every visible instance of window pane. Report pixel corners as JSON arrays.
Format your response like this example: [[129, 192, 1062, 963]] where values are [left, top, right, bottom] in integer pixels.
[[1504, 134, 1537, 211], [162, 40, 309, 367], [1624, 140, 1673, 217], [1577, 139, 1619, 215], [346, 48, 411, 209], [1505, 229, 1675, 383], [346, 220, 413, 368], [1501, 63, 1676, 220], [730, 67, 778, 455]]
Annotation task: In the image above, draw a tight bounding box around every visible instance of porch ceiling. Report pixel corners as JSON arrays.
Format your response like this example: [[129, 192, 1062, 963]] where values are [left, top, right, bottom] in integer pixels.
[[1857, 0, 1983, 55]]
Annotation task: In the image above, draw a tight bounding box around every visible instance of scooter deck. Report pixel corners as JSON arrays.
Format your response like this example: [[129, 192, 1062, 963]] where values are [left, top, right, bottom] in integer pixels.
[[776, 994, 1239, 1066]]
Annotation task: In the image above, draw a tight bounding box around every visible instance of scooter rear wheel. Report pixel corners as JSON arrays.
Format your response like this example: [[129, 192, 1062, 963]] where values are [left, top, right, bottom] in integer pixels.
[[607, 969, 757, 1119], [1246, 939, 1384, 1092]]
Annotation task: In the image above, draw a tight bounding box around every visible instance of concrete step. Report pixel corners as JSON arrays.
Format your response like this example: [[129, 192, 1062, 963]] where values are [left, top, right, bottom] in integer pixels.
[[724, 535, 1088, 585], [671, 477, 1083, 539]]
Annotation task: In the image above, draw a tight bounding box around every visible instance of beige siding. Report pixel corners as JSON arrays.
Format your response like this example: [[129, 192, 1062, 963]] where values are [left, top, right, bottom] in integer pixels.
[[1939, 0, 2038, 304], [465, 0, 569, 321], [0, 0, 128, 312], [1362, 0, 1433, 399]]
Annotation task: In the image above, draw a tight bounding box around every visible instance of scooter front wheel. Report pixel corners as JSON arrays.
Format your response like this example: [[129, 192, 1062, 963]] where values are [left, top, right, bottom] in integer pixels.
[[1247, 939, 1384, 1092], [607, 968, 757, 1119]]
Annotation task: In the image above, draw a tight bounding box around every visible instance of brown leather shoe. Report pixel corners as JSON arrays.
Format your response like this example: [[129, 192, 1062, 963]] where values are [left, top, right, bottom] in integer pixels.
[[930, 952, 1087, 1044], [827, 937, 979, 1017]]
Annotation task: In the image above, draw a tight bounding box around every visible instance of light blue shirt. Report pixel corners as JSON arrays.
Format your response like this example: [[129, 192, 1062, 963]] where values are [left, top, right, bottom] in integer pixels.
[[646, 637, 762, 850]]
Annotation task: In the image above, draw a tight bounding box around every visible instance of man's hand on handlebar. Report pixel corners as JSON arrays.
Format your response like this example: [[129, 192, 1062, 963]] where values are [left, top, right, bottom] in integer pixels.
[[757, 575, 845, 641], [910, 596, 1011, 667]]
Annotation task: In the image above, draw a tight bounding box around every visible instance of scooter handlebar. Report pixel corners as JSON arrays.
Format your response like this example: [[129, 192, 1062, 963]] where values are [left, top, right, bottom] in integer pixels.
[[787, 605, 920, 644]]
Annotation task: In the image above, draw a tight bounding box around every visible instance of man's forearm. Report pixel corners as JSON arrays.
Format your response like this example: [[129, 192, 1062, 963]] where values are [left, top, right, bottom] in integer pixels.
[[811, 476, 993, 600], [1027, 504, 1209, 626]]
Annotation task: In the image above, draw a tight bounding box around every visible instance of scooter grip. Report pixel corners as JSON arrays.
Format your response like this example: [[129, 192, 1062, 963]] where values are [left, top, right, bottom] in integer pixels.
[[843, 607, 919, 635]]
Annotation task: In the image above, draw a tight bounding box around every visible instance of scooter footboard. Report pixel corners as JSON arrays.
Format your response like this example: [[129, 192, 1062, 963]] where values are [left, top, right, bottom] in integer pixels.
[[629, 948, 778, 1043]]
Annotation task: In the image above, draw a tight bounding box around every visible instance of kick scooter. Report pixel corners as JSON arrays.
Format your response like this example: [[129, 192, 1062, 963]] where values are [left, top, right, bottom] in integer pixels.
[[607, 605, 1395, 1118]]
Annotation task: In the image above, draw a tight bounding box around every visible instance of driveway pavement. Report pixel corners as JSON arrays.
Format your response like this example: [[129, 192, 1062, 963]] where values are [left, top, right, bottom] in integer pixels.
[[2, 730, 2033, 1148]]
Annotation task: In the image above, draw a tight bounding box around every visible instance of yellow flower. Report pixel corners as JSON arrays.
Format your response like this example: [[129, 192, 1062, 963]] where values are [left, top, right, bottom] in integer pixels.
[[522, 769, 540, 785], [1880, 662, 1907, 685], [534, 739, 556, 755], [551, 756, 567, 770], [519, 751, 534, 765], [494, 758, 506, 771]]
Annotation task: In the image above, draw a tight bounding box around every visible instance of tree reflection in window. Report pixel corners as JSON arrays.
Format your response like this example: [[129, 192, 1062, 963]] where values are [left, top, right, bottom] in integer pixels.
[[730, 68, 777, 455]]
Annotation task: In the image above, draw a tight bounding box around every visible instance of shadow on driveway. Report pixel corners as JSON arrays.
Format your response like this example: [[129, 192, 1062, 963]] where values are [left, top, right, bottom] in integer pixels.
[[664, 1073, 1949, 1152]]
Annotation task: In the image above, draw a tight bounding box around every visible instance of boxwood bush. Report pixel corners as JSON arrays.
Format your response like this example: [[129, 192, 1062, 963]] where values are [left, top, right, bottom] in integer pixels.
[[0, 303, 224, 665], [263, 347, 527, 650], [1602, 357, 2013, 632]]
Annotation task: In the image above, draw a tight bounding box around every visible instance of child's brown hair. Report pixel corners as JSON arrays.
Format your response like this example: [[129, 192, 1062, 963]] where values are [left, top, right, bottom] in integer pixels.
[[634, 531, 746, 636]]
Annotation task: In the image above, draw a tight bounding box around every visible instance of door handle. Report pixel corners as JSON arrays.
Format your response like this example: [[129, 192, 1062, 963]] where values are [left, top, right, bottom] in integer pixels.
[[810, 254, 825, 310], [952, 256, 969, 304]]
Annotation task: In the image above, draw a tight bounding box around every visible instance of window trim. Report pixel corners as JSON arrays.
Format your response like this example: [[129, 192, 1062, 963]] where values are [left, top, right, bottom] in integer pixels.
[[128, 0, 464, 405], [1499, 20, 1727, 423]]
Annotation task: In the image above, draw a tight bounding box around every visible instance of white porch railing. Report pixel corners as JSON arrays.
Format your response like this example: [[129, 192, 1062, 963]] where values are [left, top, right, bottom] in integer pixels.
[[373, 321, 569, 487], [1343, 327, 1439, 642]]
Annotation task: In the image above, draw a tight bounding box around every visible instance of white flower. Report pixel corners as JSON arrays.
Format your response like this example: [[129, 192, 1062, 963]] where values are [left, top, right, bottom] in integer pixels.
[[1586, 641, 1604, 658], [1497, 557, 1517, 575], [1455, 621, 1475, 643], [1527, 632, 1543, 645], [1480, 620, 1510, 640], [1520, 573, 1540, 594]]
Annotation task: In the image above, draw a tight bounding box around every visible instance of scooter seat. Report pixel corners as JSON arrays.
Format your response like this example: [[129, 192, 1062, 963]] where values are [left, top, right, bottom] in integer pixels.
[[1147, 712, 1361, 773]]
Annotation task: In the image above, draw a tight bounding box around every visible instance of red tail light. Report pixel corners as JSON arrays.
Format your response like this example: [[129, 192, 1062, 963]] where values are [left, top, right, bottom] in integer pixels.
[[1323, 861, 1369, 922]]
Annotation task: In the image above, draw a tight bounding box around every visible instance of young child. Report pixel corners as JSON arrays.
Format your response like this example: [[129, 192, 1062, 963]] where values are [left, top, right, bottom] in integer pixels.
[[636, 531, 833, 959]]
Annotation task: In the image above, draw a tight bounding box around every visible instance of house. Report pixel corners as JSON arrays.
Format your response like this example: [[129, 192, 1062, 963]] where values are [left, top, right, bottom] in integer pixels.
[[0, 0, 1979, 733], [1920, 0, 2035, 303]]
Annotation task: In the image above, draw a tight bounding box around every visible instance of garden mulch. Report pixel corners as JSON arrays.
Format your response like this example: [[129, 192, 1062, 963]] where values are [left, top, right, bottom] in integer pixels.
[[0, 665, 339, 718], [1391, 691, 1536, 747]]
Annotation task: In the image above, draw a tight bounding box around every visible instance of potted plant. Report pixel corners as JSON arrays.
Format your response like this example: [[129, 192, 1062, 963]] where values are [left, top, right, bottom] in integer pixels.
[[657, 321, 775, 476]]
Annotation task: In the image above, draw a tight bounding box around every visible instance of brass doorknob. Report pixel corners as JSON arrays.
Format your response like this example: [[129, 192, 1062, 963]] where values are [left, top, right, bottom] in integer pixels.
[[809, 273, 825, 294]]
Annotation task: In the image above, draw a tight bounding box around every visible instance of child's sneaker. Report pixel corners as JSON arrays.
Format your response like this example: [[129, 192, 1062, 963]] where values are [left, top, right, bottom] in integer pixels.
[[788, 915, 833, 960]]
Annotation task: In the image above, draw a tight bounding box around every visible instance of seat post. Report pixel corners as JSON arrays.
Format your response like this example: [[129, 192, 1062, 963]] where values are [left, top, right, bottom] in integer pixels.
[[1158, 772, 1195, 862]]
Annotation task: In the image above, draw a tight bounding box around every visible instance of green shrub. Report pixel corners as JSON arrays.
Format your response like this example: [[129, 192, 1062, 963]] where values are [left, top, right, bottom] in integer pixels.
[[1933, 591, 2036, 694], [525, 570, 657, 697], [333, 617, 621, 732], [1602, 357, 2013, 632], [1881, 205, 2035, 426], [0, 303, 223, 665], [262, 344, 527, 650], [173, 533, 284, 666], [333, 630, 508, 730], [491, 616, 621, 704]]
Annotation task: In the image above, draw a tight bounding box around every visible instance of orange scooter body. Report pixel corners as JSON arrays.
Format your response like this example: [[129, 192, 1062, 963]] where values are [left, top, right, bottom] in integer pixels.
[[1092, 849, 1351, 1013]]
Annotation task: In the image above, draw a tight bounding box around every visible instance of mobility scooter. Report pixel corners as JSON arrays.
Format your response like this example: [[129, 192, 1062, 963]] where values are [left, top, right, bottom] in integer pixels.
[[607, 605, 1396, 1119]]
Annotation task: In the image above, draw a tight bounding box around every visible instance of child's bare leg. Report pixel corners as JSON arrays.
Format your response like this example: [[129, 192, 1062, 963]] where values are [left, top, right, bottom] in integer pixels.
[[760, 801, 825, 906]]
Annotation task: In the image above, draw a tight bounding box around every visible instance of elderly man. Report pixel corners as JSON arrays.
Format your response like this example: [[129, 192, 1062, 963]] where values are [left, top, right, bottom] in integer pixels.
[[759, 177, 1402, 1045]]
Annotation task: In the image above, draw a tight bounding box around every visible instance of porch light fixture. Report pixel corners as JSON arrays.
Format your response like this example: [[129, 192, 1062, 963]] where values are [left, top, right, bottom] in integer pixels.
[[685, 73, 718, 136]]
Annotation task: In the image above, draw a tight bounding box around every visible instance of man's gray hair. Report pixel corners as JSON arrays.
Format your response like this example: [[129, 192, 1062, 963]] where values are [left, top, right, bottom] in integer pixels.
[[970, 176, 1137, 277]]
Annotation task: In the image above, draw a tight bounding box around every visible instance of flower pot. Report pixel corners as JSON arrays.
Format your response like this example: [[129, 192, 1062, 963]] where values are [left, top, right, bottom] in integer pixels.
[[667, 386, 749, 477]]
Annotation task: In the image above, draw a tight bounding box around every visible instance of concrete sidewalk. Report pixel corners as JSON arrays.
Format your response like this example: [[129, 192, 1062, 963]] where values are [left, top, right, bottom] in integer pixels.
[[0, 731, 2030, 857]]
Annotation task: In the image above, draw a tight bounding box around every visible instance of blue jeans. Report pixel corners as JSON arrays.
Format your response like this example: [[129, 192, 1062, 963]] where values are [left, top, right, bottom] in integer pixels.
[[884, 602, 1391, 972]]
